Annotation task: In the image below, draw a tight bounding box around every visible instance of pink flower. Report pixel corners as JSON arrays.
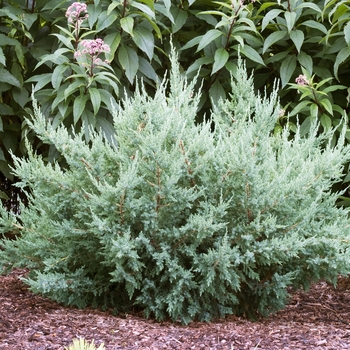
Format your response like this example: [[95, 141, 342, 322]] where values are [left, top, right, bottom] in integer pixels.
[[295, 75, 309, 86], [75, 38, 111, 74], [79, 38, 110, 57], [66, 2, 89, 24], [278, 109, 285, 117]]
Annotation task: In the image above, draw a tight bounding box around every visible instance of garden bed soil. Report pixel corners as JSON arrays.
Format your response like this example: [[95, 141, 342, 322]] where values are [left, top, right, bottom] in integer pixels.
[[1, 269, 350, 349]]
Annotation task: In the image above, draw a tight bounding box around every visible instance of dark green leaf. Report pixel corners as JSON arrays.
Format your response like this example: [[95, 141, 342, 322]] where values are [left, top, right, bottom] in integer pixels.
[[319, 99, 333, 115], [280, 55, 297, 88], [133, 28, 154, 61], [73, 94, 89, 124], [181, 36, 202, 51], [52, 65, 70, 90], [197, 29, 223, 52], [209, 79, 225, 104], [297, 51, 313, 75], [130, 2, 155, 19], [295, 2, 322, 13], [96, 11, 118, 32], [334, 47, 350, 81], [321, 114, 332, 129], [323, 85, 347, 93], [171, 7, 188, 33], [284, 12, 296, 34], [118, 45, 139, 83], [89, 88, 101, 115], [104, 33, 121, 62], [0, 191, 9, 200], [310, 103, 318, 118], [290, 29, 304, 53], [64, 81, 84, 100], [0, 68, 20, 87], [263, 31, 287, 54], [186, 57, 214, 76], [0, 103, 14, 116], [300, 116, 312, 137], [138, 57, 158, 82], [34, 48, 71, 70], [12, 88, 29, 108], [235, 45, 265, 66], [261, 9, 284, 31], [120, 16, 134, 36], [0, 33, 18, 46], [212, 48, 229, 75], [301, 20, 327, 35], [289, 100, 311, 117]]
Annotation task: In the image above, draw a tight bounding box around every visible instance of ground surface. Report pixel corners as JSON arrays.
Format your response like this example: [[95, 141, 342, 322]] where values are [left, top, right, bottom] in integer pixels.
[[1, 269, 350, 349]]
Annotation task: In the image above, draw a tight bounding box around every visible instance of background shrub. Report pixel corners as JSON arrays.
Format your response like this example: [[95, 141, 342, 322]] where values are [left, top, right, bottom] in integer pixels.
[[1, 53, 350, 323], [2, 0, 350, 205]]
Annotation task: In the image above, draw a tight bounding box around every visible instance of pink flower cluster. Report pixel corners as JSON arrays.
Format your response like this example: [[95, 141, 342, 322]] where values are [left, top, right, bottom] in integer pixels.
[[75, 38, 111, 68], [66, 2, 89, 24], [295, 75, 309, 86]]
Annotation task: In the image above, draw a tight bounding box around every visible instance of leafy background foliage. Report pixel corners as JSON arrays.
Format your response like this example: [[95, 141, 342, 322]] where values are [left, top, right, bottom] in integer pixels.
[[1, 0, 350, 202], [1, 55, 350, 323]]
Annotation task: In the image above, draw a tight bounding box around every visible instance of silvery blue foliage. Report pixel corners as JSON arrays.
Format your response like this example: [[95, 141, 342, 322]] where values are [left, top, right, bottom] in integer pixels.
[[1, 49, 350, 323]]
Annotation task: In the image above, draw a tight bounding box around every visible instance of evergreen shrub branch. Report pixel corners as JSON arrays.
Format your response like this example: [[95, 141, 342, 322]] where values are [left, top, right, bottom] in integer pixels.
[[1, 48, 350, 323]]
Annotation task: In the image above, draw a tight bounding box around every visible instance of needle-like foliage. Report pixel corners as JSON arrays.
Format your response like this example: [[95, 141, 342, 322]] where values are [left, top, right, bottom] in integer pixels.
[[1, 49, 350, 323]]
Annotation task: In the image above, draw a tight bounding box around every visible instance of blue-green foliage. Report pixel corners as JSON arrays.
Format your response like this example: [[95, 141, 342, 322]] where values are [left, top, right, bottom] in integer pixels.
[[1, 51, 350, 323]]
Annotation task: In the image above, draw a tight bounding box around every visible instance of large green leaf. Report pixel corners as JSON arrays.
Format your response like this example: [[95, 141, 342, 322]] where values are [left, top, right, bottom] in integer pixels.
[[120, 17, 134, 36], [320, 114, 332, 129], [0, 69, 20, 87], [280, 54, 297, 88], [290, 29, 304, 53], [261, 9, 284, 31], [52, 65, 70, 90], [104, 33, 121, 62], [34, 48, 71, 70], [133, 27, 154, 61], [297, 51, 313, 75], [295, 2, 322, 13], [138, 57, 158, 82], [64, 80, 84, 100], [130, 1, 155, 19], [171, 7, 188, 33], [197, 29, 223, 52], [186, 56, 214, 76], [12, 88, 29, 108], [284, 11, 297, 34], [301, 20, 328, 35], [212, 48, 229, 75], [263, 31, 287, 54], [319, 99, 333, 116], [96, 10, 118, 32], [334, 47, 350, 80], [0, 103, 14, 116], [89, 88, 101, 116], [73, 94, 89, 124], [181, 36, 202, 51], [235, 45, 265, 66], [209, 79, 225, 104], [118, 45, 139, 83]]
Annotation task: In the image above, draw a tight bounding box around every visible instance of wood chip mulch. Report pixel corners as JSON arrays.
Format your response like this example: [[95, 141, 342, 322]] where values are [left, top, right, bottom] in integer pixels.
[[1, 269, 350, 349]]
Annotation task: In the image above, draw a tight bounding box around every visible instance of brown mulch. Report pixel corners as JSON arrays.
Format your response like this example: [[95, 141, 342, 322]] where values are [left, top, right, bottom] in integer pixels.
[[1, 269, 350, 350]]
